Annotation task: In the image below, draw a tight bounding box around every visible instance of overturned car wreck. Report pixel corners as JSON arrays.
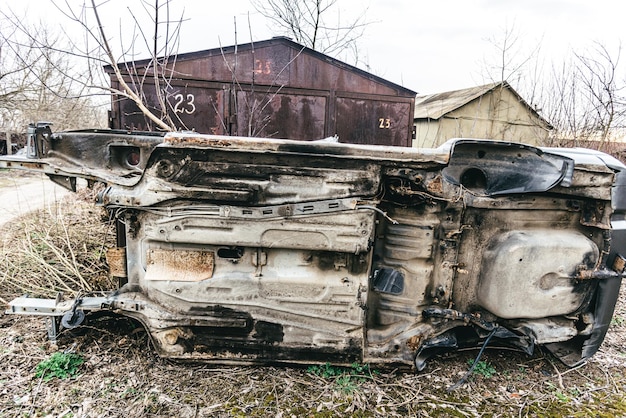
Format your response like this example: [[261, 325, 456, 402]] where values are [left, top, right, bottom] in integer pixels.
[[3, 126, 626, 370]]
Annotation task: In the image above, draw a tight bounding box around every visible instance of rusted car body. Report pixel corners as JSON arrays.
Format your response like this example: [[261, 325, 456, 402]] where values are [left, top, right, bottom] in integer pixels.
[[2, 127, 626, 369]]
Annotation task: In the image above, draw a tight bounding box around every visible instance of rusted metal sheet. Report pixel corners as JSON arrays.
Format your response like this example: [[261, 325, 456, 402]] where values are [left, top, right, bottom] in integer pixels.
[[145, 249, 215, 282], [234, 91, 327, 139], [112, 81, 227, 134], [335, 97, 413, 146], [108, 38, 415, 146], [106, 247, 127, 278]]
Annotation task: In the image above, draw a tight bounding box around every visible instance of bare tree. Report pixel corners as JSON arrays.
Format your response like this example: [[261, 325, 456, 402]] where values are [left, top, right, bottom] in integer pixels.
[[482, 23, 543, 89], [574, 42, 624, 142], [472, 25, 546, 141], [539, 59, 582, 145], [482, 24, 626, 147], [0, 17, 104, 153], [536, 43, 625, 146], [251, 0, 369, 63], [540, 58, 597, 145], [91, 0, 186, 131], [1, 0, 189, 133]]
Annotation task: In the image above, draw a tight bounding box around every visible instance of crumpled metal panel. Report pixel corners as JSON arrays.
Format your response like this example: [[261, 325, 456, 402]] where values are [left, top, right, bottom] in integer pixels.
[[477, 230, 598, 319], [138, 209, 374, 254], [443, 140, 574, 195], [2, 129, 625, 370]]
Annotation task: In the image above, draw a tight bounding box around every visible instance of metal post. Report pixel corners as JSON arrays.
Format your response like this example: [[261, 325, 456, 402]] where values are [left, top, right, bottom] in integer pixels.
[[5, 131, 11, 155]]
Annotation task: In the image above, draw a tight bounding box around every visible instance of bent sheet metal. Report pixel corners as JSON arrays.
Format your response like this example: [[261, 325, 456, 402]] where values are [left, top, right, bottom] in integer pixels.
[[3, 128, 626, 369]]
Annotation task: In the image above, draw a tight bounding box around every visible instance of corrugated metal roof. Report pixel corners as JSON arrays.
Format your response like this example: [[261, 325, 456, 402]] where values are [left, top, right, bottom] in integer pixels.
[[413, 82, 502, 119], [413, 81, 552, 129]]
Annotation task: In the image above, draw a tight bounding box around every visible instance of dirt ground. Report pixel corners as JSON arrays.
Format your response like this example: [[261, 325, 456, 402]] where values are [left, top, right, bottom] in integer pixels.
[[0, 171, 69, 229], [1, 296, 624, 417], [0, 173, 625, 417]]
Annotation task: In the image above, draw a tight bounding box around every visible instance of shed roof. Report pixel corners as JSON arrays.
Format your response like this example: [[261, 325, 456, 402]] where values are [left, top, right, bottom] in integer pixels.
[[413, 81, 550, 128], [108, 37, 416, 97]]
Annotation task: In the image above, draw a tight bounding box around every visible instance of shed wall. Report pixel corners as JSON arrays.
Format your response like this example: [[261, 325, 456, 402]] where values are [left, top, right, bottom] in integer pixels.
[[109, 40, 415, 146], [413, 88, 550, 148]]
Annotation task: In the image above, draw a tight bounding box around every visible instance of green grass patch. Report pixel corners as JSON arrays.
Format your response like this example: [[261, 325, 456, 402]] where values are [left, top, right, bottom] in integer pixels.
[[307, 362, 378, 393], [611, 315, 625, 326], [468, 359, 496, 378], [35, 352, 84, 381]]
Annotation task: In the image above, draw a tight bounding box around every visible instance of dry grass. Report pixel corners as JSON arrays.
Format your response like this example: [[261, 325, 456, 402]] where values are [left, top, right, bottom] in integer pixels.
[[0, 193, 625, 417], [0, 188, 115, 303]]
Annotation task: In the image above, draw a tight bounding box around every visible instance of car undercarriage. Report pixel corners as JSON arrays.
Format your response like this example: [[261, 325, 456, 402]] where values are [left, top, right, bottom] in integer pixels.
[[3, 127, 626, 370]]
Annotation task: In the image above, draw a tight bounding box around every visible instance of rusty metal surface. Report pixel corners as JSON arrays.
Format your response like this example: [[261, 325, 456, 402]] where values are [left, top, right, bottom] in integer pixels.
[[145, 249, 214, 282], [106, 247, 127, 278], [2, 129, 626, 370], [335, 97, 413, 146], [234, 91, 327, 139], [108, 38, 415, 146], [114, 82, 227, 135]]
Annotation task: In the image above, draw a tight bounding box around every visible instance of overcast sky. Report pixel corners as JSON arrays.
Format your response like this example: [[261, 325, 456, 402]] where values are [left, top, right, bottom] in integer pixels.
[[8, 0, 626, 95]]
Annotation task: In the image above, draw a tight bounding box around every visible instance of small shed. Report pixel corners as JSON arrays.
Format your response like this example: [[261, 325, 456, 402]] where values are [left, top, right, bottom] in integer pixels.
[[107, 37, 416, 147], [413, 82, 552, 148]]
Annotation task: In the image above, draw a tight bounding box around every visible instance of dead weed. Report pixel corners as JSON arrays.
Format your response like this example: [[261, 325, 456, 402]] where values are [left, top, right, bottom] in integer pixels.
[[0, 193, 625, 417], [0, 189, 115, 303]]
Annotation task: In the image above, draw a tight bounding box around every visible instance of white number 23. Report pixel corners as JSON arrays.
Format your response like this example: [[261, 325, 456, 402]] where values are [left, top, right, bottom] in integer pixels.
[[173, 93, 196, 114]]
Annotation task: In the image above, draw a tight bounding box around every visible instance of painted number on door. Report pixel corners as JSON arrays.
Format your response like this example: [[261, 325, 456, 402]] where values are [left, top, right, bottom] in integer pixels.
[[254, 59, 272, 75], [378, 118, 391, 129], [174, 93, 196, 114]]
